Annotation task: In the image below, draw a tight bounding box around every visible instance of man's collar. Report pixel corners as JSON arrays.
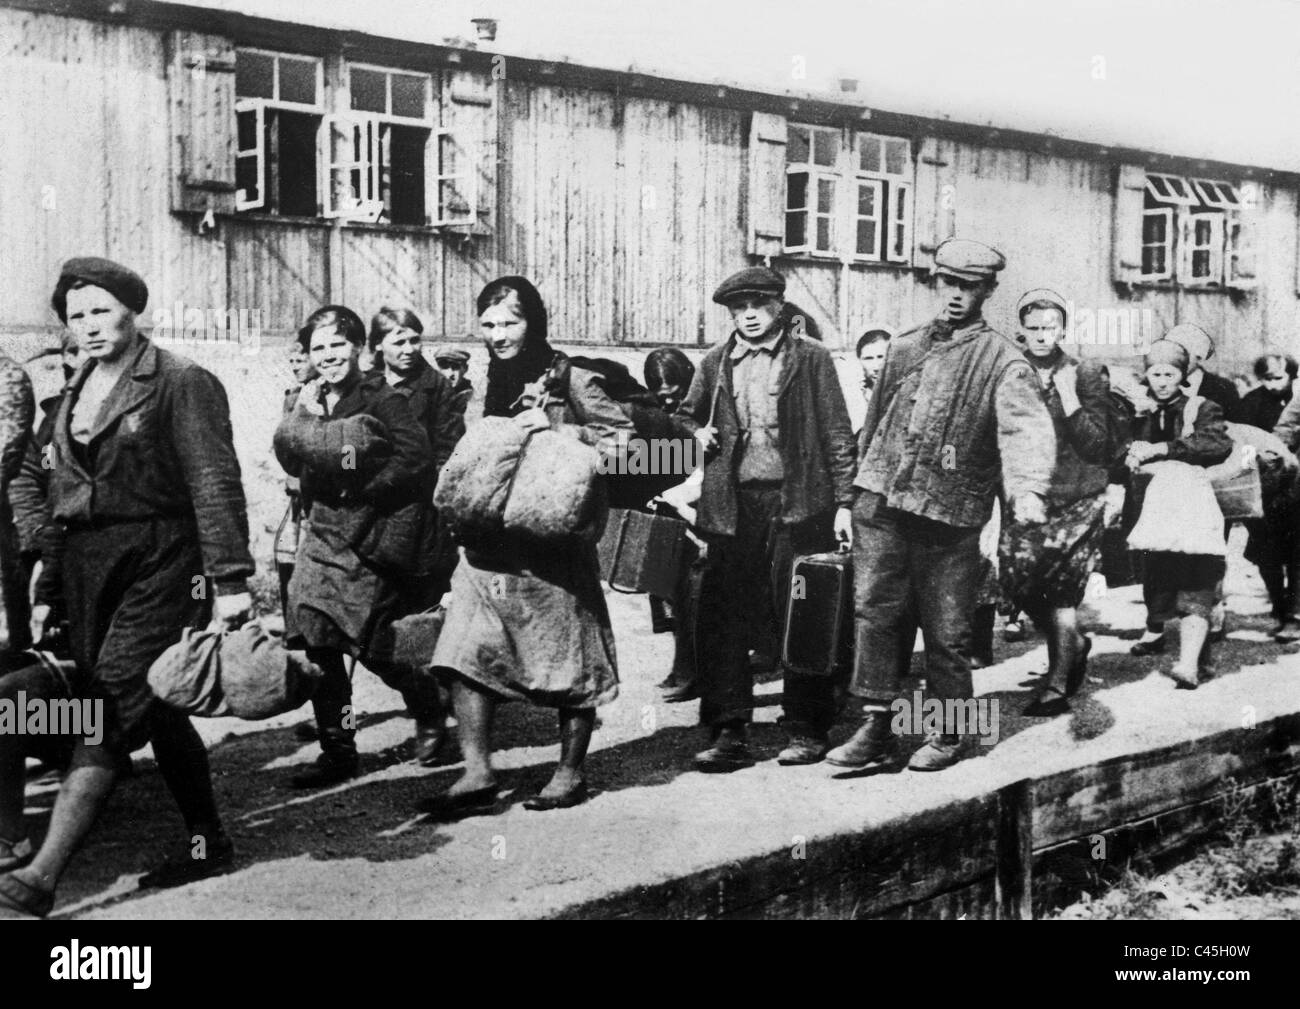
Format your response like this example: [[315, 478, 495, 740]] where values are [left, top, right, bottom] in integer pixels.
[[730, 326, 786, 361], [929, 316, 985, 343]]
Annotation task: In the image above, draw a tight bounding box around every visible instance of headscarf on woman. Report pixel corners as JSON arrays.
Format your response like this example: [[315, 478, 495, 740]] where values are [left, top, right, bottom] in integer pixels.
[[480, 276, 556, 418]]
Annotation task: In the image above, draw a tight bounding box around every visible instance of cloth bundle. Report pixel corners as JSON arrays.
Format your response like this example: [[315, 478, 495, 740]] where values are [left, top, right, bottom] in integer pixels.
[[1127, 461, 1226, 556], [434, 416, 603, 541], [389, 607, 446, 671], [273, 411, 393, 488], [147, 620, 323, 719]]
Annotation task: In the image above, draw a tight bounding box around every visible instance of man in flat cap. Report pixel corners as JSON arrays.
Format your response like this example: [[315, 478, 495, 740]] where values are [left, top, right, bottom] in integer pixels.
[[675, 266, 857, 771], [434, 345, 474, 417], [827, 238, 1055, 773]]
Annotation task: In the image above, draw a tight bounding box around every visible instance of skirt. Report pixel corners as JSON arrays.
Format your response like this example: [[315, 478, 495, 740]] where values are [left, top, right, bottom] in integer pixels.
[[999, 494, 1106, 617], [431, 538, 619, 709]]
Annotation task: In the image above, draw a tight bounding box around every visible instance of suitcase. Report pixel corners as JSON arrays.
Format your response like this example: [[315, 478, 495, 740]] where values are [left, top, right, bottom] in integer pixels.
[[597, 507, 688, 601], [782, 549, 853, 678]]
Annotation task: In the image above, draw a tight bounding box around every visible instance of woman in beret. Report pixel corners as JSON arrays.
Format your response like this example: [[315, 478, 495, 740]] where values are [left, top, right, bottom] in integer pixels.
[[0, 257, 254, 918], [420, 276, 633, 817], [999, 290, 1125, 713], [274, 306, 438, 788]]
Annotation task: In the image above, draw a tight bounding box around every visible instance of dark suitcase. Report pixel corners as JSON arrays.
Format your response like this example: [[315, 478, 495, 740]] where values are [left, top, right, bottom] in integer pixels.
[[782, 549, 853, 677], [597, 507, 688, 601]]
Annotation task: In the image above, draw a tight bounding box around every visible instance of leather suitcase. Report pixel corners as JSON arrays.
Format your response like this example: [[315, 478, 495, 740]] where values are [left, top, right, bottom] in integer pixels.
[[597, 507, 688, 601], [782, 550, 853, 677]]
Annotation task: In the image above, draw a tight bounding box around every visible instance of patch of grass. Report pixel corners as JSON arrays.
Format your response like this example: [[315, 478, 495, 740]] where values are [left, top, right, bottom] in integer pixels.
[[1201, 777, 1300, 899]]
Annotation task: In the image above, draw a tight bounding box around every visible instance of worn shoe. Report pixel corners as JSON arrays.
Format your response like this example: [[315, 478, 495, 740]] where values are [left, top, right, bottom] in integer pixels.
[[825, 711, 899, 773], [1130, 635, 1166, 656], [0, 835, 33, 873], [1002, 620, 1026, 643], [413, 723, 460, 768], [138, 834, 235, 890], [693, 726, 754, 773], [1161, 663, 1199, 690], [523, 782, 590, 811], [417, 785, 500, 821], [0, 872, 54, 919], [908, 731, 977, 771], [1274, 619, 1300, 644], [293, 721, 319, 742], [777, 735, 828, 766], [660, 682, 699, 703], [288, 754, 359, 789]]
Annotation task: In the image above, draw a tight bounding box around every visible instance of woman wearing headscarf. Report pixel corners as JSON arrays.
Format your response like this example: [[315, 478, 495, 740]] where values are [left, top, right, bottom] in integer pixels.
[[1123, 339, 1233, 687], [999, 290, 1123, 711], [421, 276, 634, 817], [275, 306, 438, 788], [0, 257, 253, 918]]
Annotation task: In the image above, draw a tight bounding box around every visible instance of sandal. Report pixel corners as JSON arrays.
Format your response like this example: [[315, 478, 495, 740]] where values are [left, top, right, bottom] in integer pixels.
[[0, 835, 33, 873], [0, 872, 54, 919]]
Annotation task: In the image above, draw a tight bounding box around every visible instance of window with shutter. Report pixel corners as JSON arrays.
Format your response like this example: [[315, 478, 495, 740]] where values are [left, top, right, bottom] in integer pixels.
[[440, 71, 498, 232], [747, 112, 789, 257], [166, 31, 239, 214], [234, 49, 324, 217]]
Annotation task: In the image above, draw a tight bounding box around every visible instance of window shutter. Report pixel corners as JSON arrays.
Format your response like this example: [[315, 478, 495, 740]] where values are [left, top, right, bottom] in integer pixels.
[[165, 31, 238, 214], [747, 112, 788, 257], [912, 136, 955, 271], [1226, 213, 1260, 291], [439, 70, 497, 232], [1112, 164, 1146, 285]]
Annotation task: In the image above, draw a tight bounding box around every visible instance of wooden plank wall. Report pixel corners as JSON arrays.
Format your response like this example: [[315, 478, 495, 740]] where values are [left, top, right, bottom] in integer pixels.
[[1, 6, 1298, 371]]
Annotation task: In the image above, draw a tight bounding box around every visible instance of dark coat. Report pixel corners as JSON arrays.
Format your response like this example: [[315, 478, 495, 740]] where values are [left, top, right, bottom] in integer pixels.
[[1027, 350, 1124, 506], [47, 336, 253, 588], [372, 357, 465, 474], [1237, 384, 1292, 434], [676, 326, 856, 537], [1191, 370, 1241, 423], [275, 371, 434, 576], [0, 354, 34, 650]]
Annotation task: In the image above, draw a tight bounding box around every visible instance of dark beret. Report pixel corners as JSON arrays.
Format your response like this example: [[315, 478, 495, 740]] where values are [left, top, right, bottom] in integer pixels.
[[434, 347, 471, 365], [52, 257, 148, 323], [712, 266, 786, 306]]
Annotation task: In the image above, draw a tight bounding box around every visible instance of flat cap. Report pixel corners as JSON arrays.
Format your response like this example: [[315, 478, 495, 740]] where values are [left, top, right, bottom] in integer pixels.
[[934, 239, 1006, 282], [712, 266, 786, 305], [434, 346, 471, 365], [52, 257, 148, 322]]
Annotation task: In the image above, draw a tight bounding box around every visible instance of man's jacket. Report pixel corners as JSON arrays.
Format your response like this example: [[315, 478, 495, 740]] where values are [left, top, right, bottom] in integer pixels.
[[677, 327, 856, 537], [855, 317, 1054, 528]]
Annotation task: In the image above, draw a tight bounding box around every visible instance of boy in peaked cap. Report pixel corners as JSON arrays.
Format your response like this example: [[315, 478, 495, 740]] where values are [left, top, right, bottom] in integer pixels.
[[674, 266, 857, 770], [827, 238, 1056, 773]]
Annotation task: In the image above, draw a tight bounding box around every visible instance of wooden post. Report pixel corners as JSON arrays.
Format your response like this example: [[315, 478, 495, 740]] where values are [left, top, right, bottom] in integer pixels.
[[995, 778, 1034, 919]]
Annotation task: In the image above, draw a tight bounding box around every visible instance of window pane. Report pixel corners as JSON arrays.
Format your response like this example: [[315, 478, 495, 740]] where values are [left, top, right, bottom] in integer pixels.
[[785, 210, 808, 248], [392, 74, 426, 119], [236, 51, 274, 99], [1148, 176, 1172, 199], [1194, 218, 1213, 244], [812, 130, 838, 167], [894, 184, 908, 223], [1192, 250, 1210, 277], [815, 216, 833, 251], [787, 126, 810, 165], [857, 219, 877, 256], [858, 134, 881, 173], [1168, 177, 1192, 201], [884, 138, 908, 176], [278, 57, 318, 105], [817, 177, 835, 214], [351, 68, 387, 113], [235, 155, 259, 206], [237, 109, 259, 152], [857, 182, 877, 217], [786, 172, 808, 211], [1142, 213, 1167, 243], [1142, 247, 1165, 275]]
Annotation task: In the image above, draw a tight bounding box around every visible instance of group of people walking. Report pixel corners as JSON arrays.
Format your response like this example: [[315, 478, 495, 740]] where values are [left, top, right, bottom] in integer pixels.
[[0, 239, 1296, 916]]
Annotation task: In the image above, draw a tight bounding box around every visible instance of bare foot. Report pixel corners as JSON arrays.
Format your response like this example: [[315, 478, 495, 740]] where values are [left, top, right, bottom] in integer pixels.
[[537, 767, 585, 799]]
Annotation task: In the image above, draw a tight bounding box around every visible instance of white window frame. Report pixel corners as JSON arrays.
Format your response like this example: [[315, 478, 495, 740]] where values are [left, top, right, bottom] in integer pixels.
[[234, 102, 266, 211], [431, 128, 479, 227], [233, 49, 325, 215], [783, 124, 913, 265], [346, 62, 435, 126], [1140, 206, 1175, 281], [322, 114, 385, 222], [1145, 172, 1198, 206], [1190, 178, 1242, 211], [1179, 211, 1225, 286]]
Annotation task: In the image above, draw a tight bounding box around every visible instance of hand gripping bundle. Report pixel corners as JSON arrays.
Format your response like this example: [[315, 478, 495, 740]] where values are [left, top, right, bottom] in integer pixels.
[[147, 620, 323, 720]]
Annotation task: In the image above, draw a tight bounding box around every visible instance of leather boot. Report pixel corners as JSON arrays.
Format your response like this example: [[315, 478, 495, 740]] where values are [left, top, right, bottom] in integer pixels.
[[825, 709, 898, 772], [289, 728, 358, 789]]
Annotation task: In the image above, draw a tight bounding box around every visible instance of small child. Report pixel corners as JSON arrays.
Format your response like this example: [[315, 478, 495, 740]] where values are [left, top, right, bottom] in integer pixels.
[[1124, 340, 1233, 687]]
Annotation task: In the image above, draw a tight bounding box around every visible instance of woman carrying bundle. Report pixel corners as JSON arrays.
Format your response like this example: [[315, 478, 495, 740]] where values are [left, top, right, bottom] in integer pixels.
[[421, 276, 634, 817], [1123, 339, 1233, 688], [275, 306, 438, 788]]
